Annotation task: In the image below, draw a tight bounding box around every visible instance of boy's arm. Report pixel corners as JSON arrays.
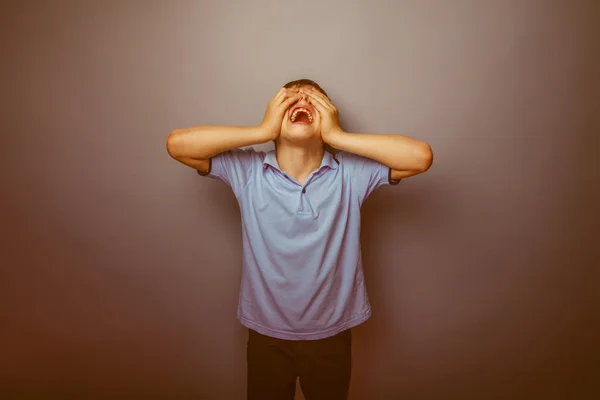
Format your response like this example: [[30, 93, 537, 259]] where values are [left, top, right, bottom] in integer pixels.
[[327, 131, 433, 180], [302, 87, 433, 180], [166, 125, 271, 171], [166, 87, 302, 171]]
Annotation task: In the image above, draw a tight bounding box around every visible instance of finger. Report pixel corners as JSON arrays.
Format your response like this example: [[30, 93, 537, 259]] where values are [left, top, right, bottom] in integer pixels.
[[280, 93, 302, 109], [274, 87, 298, 103], [282, 90, 302, 102], [276, 88, 300, 104], [305, 90, 335, 110], [308, 89, 335, 110], [304, 87, 328, 100], [306, 91, 333, 113], [273, 87, 287, 102], [307, 98, 327, 120]]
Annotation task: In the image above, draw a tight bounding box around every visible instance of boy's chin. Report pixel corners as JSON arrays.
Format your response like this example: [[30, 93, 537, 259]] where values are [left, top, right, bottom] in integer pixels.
[[285, 122, 317, 132], [281, 129, 321, 142]]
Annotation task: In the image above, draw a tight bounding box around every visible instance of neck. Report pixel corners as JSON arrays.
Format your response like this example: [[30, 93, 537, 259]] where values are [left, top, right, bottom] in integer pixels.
[[275, 141, 325, 182]]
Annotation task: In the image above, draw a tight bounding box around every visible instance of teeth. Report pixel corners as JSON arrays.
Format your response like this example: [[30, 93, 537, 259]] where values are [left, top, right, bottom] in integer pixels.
[[290, 108, 313, 123]]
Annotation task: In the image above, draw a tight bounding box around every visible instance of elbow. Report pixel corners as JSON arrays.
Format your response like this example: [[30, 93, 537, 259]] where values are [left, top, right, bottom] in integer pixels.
[[418, 143, 433, 172], [166, 129, 183, 159]]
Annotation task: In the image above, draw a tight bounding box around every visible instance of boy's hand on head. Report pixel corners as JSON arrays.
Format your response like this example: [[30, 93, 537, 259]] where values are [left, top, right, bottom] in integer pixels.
[[303, 87, 343, 143], [259, 87, 302, 141]]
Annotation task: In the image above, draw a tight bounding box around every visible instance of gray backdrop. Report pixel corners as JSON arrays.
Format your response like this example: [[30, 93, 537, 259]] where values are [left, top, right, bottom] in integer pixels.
[[2, 0, 599, 399]]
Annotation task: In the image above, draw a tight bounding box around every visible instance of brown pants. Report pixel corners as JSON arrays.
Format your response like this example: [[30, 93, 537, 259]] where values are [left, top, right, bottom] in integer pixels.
[[246, 328, 352, 400]]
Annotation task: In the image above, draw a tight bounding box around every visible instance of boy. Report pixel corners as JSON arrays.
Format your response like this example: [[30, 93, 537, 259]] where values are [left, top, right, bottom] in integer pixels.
[[166, 79, 433, 399]]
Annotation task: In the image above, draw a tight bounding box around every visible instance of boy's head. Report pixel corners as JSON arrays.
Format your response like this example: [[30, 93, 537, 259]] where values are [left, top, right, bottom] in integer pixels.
[[275, 79, 335, 153], [283, 79, 329, 98]]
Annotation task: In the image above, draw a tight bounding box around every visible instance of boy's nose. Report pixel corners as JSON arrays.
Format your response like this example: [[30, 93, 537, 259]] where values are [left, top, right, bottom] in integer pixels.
[[298, 91, 310, 102]]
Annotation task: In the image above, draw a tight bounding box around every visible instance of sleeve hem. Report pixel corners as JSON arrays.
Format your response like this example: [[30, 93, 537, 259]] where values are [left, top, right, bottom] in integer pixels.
[[196, 158, 212, 176], [388, 168, 401, 185]]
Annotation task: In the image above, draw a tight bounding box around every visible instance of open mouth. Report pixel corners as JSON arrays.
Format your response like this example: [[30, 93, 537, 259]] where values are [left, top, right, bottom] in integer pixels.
[[290, 107, 313, 124]]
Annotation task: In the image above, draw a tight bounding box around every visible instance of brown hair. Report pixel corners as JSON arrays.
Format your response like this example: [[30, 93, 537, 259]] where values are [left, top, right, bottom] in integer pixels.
[[283, 78, 329, 98], [276, 78, 337, 154]]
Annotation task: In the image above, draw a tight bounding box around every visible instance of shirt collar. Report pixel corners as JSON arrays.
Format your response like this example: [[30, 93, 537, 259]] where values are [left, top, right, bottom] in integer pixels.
[[263, 150, 339, 172]]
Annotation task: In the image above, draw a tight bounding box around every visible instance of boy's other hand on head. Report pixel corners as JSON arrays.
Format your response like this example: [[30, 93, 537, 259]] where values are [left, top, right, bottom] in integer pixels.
[[259, 87, 302, 141], [304, 87, 343, 143]]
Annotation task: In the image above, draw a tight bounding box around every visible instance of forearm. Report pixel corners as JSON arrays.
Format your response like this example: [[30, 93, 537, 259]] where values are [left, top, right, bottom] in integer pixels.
[[166, 125, 269, 160], [327, 131, 433, 172]]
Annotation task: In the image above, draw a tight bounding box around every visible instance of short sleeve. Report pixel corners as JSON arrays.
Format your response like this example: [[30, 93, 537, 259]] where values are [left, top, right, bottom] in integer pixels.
[[337, 151, 400, 203], [197, 147, 259, 197]]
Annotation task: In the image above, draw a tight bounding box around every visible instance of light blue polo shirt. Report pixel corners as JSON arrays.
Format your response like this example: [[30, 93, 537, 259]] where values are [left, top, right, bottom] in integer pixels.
[[198, 147, 400, 340]]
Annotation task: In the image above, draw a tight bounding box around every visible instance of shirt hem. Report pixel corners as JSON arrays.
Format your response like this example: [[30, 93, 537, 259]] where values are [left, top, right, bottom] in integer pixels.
[[237, 309, 372, 340]]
